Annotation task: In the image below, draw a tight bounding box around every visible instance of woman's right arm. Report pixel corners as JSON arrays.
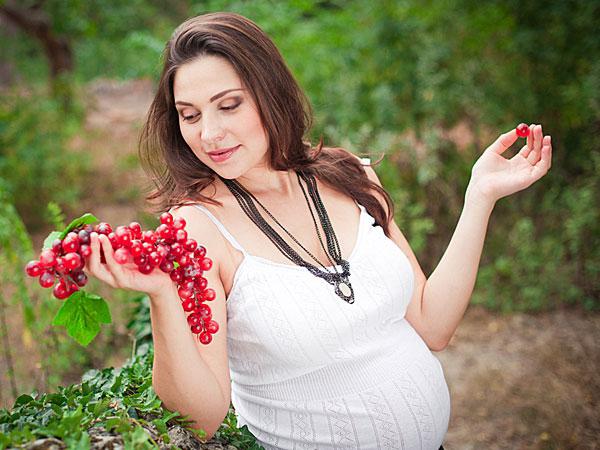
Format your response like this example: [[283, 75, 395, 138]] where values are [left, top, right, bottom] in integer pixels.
[[149, 279, 230, 440], [85, 207, 231, 440]]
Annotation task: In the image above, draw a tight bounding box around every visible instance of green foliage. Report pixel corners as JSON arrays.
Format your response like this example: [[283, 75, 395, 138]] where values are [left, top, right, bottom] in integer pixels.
[[2, 0, 598, 313], [127, 294, 154, 350], [1, 0, 176, 83], [0, 287, 263, 447], [0, 324, 264, 449], [0, 182, 34, 275], [0, 184, 36, 398], [215, 408, 266, 450], [0, 89, 90, 231], [473, 153, 600, 311], [45, 201, 67, 231], [0, 346, 193, 448], [42, 211, 99, 250]]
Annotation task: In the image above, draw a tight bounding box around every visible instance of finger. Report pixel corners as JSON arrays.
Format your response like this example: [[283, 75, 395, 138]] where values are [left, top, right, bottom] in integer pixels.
[[489, 129, 518, 154], [97, 234, 127, 287], [527, 124, 543, 165], [527, 123, 535, 153], [531, 136, 552, 179], [516, 143, 530, 160], [85, 232, 117, 287], [544, 136, 552, 170]]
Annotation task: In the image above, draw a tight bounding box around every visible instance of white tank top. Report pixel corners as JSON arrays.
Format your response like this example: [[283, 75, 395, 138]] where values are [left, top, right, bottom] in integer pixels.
[[192, 199, 450, 450]]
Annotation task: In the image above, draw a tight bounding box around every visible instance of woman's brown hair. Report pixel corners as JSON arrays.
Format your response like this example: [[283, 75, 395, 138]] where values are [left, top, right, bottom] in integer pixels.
[[139, 12, 395, 236]]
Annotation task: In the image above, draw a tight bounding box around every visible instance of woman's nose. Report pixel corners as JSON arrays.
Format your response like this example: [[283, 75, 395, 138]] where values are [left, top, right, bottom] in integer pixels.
[[200, 116, 225, 144]]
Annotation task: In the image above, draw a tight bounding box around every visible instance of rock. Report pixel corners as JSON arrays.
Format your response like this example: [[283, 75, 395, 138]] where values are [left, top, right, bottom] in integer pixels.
[[88, 426, 123, 450], [166, 426, 203, 449], [23, 437, 65, 450]]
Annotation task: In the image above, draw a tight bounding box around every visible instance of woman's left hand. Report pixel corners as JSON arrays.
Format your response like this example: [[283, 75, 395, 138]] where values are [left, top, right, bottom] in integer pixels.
[[466, 124, 552, 207]]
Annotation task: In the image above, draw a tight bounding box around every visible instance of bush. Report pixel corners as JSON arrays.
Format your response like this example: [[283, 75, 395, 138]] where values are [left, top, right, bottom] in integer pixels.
[[0, 87, 90, 231]]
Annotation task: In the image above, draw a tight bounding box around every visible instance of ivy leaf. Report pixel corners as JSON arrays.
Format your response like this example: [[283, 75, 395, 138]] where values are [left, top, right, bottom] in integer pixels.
[[66, 430, 91, 450], [106, 417, 134, 433], [92, 398, 112, 416], [58, 404, 84, 438], [152, 417, 168, 435], [123, 427, 153, 448], [52, 291, 112, 346], [13, 394, 34, 407]]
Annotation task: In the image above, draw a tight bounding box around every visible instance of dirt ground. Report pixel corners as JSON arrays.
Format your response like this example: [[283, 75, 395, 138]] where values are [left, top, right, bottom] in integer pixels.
[[2, 79, 598, 449], [439, 306, 599, 449]]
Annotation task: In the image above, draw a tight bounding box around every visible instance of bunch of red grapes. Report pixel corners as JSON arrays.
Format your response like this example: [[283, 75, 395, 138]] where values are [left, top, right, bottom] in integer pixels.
[[24, 212, 219, 344]]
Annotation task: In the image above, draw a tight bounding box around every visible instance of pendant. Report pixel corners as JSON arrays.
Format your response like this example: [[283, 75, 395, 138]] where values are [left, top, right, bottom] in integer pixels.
[[335, 279, 355, 304], [339, 282, 351, 297]]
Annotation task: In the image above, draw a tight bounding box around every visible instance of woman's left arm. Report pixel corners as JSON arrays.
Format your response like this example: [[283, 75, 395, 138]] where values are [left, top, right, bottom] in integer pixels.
[[363, 124, 552, 351]]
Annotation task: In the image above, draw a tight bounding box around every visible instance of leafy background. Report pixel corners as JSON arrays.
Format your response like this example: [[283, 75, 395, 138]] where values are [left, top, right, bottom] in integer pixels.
[[0, 0, 598, 448]]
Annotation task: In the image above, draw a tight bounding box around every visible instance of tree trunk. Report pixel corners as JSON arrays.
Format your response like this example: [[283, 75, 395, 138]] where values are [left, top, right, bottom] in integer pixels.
[[0, 0, 73, 107]]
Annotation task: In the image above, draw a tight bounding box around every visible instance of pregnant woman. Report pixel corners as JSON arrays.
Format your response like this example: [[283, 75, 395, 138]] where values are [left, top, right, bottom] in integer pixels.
[[85, 12, 552, 449]]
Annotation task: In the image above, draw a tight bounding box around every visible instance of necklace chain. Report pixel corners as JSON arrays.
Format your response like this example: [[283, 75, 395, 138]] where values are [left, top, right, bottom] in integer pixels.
[[221, 170, 355, 303], [299, 171, 342, 260]]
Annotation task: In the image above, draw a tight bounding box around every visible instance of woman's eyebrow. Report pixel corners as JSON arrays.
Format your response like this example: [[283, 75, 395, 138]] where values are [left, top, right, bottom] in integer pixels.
[[175, 88, 243, 107], [210, 88, 243, 102]]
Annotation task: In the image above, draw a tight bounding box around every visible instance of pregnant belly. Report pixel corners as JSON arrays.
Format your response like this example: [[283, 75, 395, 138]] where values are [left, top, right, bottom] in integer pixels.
[[232, 322, 451, 449]]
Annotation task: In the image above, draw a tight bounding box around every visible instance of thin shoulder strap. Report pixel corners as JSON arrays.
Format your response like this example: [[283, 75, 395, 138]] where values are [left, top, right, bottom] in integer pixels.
[[191, 204, 248, 255]]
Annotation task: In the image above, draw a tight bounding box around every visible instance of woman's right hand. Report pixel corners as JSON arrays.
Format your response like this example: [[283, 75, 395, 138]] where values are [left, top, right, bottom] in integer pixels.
[[84, 232, 175, 297]]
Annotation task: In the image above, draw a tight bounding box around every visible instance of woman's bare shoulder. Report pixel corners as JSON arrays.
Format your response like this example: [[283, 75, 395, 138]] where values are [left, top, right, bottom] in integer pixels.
[[169, 184, 232, 271]]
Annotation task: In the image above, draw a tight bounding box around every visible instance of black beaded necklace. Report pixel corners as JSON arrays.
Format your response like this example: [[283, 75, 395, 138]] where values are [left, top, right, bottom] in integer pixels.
[[220, 170, 355, 304]]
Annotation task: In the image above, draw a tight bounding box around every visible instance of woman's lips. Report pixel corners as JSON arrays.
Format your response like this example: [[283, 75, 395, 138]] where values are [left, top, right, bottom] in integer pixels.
[[207, 145, 240, 163]]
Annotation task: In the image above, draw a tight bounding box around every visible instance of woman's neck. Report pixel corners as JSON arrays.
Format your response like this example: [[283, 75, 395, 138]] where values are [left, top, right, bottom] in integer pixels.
[[235, 167, 298, 199]]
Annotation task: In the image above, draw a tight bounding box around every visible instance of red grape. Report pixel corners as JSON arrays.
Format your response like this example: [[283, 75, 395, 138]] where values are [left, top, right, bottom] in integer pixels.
[[39, 271, 55, 288], [53, 280, 70, 300], [173, 217, 186, 230], [25, 260, 42, 277], [160, 212, 173, 225], [114, 248, 129, 264], [516, 123, 530, 138]]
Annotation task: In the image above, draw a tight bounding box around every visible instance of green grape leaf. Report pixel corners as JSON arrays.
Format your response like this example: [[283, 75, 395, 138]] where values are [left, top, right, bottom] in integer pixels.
[[52, 290, 112, 346], [61, 213, 99, 238], [41, 212, 98, 250], [42, 231, 62, 250]]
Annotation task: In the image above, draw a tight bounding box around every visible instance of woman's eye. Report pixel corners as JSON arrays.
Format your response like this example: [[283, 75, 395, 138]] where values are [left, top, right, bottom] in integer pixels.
[[221, 102, 240, 111], [179, 101, 239, 121], [181, 113, 199, 122]]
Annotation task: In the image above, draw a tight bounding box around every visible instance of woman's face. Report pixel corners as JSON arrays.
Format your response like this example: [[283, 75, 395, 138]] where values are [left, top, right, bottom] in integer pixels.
[[173, 55, 269, 179]]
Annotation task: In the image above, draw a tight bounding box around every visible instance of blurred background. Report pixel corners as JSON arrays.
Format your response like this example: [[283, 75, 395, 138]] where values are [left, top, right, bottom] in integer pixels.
[[0, 0, 598, 448]]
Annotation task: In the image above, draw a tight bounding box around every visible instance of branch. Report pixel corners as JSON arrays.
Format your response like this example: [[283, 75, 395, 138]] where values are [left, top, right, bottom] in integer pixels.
[[0, 0, 73, 77]]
